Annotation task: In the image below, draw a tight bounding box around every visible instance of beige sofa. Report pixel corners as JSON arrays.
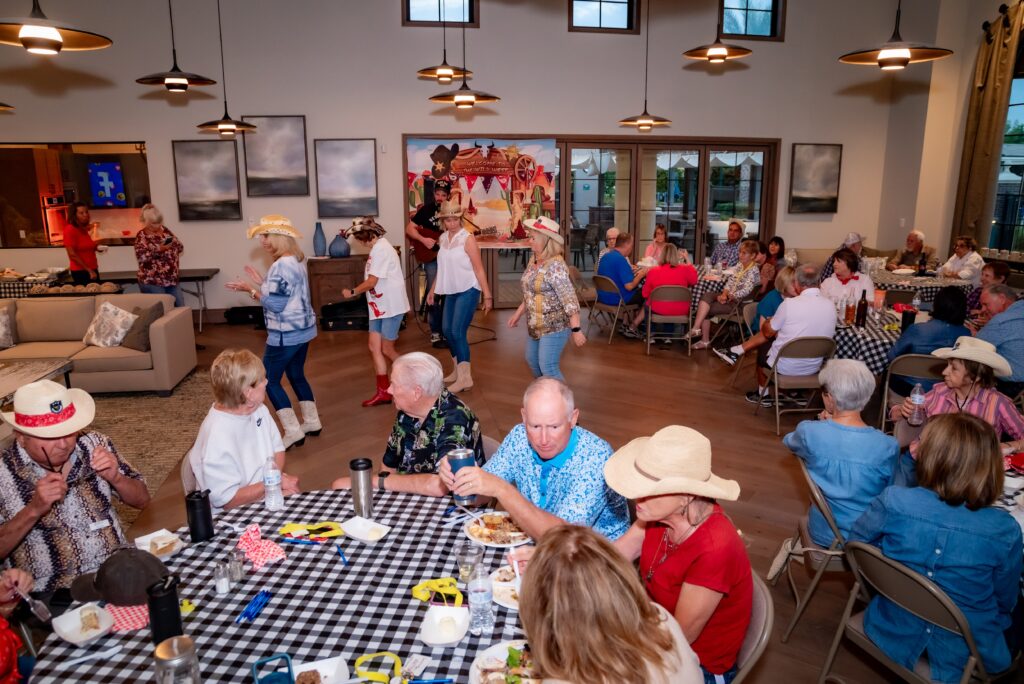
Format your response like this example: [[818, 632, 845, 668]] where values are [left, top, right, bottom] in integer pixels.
[[793, 246, 898, 267], [0, 293, 196, 396]]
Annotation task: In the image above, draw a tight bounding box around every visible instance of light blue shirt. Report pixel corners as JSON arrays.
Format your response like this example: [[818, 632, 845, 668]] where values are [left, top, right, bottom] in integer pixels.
[[977, 300, 1024, 381], [484, 424, 630, 540], [261, 256, 317, 346]]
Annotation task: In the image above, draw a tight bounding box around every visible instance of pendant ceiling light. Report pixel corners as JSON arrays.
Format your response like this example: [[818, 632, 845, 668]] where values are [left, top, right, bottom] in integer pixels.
[[0, 0, 112, 55], [429, 21, 497, 109], [0, 102, 13, 111], [619, 0, 670, 132], [197, 0, 254, 136], [839, 0, 952, 70], [416, 0, 471, 84], [137, 0, 216, 93], [683, 22, 751, 63]]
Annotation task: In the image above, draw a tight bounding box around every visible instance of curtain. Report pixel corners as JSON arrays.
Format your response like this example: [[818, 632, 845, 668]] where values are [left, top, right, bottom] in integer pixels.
[[951, 2, 1024, 249]]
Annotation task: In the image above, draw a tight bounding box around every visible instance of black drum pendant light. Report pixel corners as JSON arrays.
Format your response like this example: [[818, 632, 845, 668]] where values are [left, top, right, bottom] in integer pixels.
[[416, 0, 471, 84], [137, 0, 216, 93], [197, 0, 254, 136], [0, 0, 112, 55], [839, 0, 952, 70], [620, 0, 670, 131], [429, 21, 497, 109]]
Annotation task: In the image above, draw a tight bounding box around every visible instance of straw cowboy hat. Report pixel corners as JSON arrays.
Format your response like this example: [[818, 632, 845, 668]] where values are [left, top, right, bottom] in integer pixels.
[[727, 218, 746, 231], [604, 425, 740, 501], [344, 216, 386, 239], [436, 199, 464, 220], [932, 336, 1012, 377], [525, 216, 560, 239], [246, 214, 302, 240], [843, 232, 865, 247], [1, 379, 96, 439]]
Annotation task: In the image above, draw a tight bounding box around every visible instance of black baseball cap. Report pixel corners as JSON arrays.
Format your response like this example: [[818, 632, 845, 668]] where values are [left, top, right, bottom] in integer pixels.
[[433, 179, 451, 194], [71, 548, 168, 606]]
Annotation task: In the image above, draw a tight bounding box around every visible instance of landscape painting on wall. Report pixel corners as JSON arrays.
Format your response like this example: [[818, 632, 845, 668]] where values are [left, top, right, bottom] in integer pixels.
[[789, 143, 842, 213], [314, 138, 378, 217], [171, 140, 242, 220], [241, 115, 309, 196]]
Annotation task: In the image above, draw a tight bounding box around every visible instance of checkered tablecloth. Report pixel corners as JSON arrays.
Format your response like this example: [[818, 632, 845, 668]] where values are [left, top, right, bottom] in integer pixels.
[[0, 280, 39, 298], [690, 266, 727, 306], [871, 271, 972, 304], [832, 312, 901, 375], [30, 491, 519, 682], [995, 471, 1024, 542]]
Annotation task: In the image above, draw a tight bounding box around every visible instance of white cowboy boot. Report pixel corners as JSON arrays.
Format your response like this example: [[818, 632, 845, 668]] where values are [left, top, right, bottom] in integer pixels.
[[447, 362, 473, 393], [299, 400, 322, 436], [444, 356, 458, 384], [276, 408, 306, 449]]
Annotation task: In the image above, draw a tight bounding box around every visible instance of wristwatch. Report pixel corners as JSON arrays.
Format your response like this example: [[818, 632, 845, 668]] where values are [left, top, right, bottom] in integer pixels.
[[571, 326, 581, 333], [378, 471, 390, 492]]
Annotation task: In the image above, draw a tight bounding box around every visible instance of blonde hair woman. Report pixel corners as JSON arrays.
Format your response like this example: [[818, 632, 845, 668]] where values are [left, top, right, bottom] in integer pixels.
[[507, 216, 584, 380], [134, 203, 184, 306], [519, 525, 701, 684], [187, 349, 300, 513], [225, 215, 319, 449]]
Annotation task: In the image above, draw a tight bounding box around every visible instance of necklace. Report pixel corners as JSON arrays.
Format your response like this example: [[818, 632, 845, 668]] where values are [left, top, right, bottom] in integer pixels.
[[953, 379, 978, 414], [645, 503, 714, 583]]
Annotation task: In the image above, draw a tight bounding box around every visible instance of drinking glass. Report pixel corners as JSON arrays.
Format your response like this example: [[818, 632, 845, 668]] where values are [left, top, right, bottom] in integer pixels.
[[454, 540, 484, 584]]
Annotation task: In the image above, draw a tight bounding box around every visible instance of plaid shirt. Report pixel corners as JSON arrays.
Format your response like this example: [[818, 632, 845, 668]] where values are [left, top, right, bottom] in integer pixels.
[[710, 240, 741, 268], [895, 384, 1024, 457], [382, 390, 484, 474], [520, 256, 580, 339], [0, 432, 145, 593]]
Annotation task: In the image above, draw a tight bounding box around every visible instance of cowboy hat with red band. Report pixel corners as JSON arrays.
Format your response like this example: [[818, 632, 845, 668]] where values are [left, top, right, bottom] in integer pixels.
[[526, 216, 560, 239], [1, 379, 96, 439]]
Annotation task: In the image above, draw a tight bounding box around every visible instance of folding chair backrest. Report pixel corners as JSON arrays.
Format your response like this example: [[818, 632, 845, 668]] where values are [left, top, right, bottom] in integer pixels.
[[592, 274, 626, 306], [885, 289, 916, 307], [649, 285, 691, 305], [742, 302, 759, 329], [796, 459, 845, 546], [776, 336, 836, 361], [734, 574, 774, 683], [482, 435, 501, 462], [887, 353, 946, 382]]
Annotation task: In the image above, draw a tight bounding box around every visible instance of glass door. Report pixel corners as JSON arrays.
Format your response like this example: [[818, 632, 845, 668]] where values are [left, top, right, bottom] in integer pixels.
[[638, 148, 702, 263], [566, 146, 632, 278], [703, 149, 766, 261]]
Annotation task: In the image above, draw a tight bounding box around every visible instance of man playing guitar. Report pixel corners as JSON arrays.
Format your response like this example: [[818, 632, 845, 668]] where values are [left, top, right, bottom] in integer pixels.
[[406, 179, 451, 348]]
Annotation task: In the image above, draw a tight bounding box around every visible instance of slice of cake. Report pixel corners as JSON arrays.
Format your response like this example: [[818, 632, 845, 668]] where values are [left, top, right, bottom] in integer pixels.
[[79, 605, 100, 632]]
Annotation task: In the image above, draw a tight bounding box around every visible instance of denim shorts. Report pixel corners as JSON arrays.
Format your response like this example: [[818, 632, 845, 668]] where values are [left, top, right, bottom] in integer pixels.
[[368, 313, 403, 341]]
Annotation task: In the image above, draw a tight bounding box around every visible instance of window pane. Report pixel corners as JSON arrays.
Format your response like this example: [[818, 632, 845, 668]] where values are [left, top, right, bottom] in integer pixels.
[[601, 2, 629, 29], [723, 9, 745, 34], [573, 1, 601, 27], [748, 0, 773, 10], [724, 0, 748, 7], [443, 0, 467, 22], [408, 0, 470, 23], [747, 10, 772, 36]]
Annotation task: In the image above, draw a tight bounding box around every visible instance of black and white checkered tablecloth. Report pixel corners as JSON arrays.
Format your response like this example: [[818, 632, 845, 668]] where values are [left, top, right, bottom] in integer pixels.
[[690, 267, 727, 306], [0, 280, 39, 298], [832, 312, 901, 375], [30, 491, 519, 682], [871, 272, 972, 304], [995, 471, 1024, 543]]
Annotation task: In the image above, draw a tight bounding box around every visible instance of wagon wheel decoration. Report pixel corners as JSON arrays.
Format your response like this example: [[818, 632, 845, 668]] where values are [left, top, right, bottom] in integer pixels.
[[513, 155, 537, 186]]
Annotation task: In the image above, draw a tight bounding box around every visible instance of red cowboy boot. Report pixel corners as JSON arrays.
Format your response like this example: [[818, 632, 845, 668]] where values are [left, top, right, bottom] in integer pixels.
[[361, 374, 392, 407]]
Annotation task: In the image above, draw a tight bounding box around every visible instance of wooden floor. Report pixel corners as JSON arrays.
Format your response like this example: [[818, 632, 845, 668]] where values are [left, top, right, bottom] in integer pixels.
[[130, 309, 901, 684]]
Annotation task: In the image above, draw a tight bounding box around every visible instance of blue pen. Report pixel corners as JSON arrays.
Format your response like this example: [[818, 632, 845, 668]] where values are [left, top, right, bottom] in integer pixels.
[[442, 504, 457, 517], [408, 679, 454, 684], [335, 543, 349, 566], [282, 538, 319, 546]]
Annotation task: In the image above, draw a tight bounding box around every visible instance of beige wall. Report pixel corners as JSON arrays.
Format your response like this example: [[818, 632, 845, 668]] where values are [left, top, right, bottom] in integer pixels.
[[0, 0, 987, 308]]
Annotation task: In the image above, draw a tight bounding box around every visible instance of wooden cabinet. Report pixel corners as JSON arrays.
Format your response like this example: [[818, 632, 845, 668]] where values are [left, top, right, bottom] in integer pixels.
[[33, 149, 62, 196], [307, 256, 368, 321]]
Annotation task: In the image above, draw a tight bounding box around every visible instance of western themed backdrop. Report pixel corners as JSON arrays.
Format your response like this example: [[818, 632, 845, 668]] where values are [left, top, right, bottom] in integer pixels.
[[405, 138, 558, 240]]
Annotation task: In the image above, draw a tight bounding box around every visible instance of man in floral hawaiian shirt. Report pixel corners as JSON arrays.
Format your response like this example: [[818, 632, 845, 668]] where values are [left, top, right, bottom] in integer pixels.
[[332, 352, 483, 495]]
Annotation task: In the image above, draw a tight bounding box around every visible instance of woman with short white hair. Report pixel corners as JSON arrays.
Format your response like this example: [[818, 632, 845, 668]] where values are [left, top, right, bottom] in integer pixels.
[[134, 203, 184, 306], [783, 359, 898, 547]]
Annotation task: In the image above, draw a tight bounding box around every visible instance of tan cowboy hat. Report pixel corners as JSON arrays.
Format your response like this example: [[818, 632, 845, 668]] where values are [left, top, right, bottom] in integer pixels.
[[436, 199, 464, 220], [932, 336, 1012, 377], [604, 425, 740, 501], [246, 214, 302, 240], [1, 379, 96, 438], [525, 216, 560, 239], [344, 216, 386, 239]]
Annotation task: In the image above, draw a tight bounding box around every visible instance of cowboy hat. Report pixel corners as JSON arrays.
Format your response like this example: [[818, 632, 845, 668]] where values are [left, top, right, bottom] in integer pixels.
[[604, 425, 740, 501], [436, 199, 464, 220], [932, 336, 1012, 377], [1, 379, 96, 438], [727, 218, 747, 231], [71, 548, 169, 606], [344, 216, 386, 239], [843, 232, 865, 247], [525, 216, 560, 239], [246, 214, 302, 240]]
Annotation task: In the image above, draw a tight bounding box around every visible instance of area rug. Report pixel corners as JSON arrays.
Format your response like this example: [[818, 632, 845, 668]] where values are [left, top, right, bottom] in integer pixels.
[[91, 371, 211, 526]]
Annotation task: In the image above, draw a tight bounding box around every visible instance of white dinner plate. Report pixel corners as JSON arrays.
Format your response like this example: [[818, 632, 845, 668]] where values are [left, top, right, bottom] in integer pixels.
[[492, 583, 519, 611], [52, 603, 113, 647], [463, 512, 530, 549], [469, 640, 534, 684], [134, 529, 184, 560], [340, 516, 391, 543], [293, 655, 350, 682], [892, 268, 915, 275]]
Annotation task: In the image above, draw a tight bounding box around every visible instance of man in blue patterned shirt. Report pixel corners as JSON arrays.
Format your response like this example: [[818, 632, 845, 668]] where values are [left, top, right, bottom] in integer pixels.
[[440, 377, 630, 540], [709, 219, 745, 268]]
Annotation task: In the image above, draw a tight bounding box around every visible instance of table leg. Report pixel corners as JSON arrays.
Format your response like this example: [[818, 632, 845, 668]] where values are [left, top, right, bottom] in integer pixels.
[[179, 283, 207, 333], [63, 371, 70, 388]]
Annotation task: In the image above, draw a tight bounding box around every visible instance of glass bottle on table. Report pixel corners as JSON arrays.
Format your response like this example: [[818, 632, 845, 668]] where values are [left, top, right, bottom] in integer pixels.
[[854, 290, 868, 327]]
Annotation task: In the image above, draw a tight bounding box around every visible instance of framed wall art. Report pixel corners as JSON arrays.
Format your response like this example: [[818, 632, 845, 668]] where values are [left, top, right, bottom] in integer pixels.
[[314, 138, 378, 217], [788, 143, 842, 214], [171, 139, 242, 220], [241, 115, 309, 196]]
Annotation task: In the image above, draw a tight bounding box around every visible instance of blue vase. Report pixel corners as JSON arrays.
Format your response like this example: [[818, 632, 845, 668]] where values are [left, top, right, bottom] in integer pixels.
[[328, 233, 350, 258], [313, 222, 326, 257]]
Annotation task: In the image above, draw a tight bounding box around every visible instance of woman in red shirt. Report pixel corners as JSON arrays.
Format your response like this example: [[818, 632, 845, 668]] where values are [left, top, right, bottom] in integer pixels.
[[642, 243, 698, 344], [63, 202, 100, 284], [605, 425, 752, 684]]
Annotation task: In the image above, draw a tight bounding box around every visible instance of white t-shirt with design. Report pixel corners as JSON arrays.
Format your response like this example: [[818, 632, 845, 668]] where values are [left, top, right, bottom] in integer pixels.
[[366, 237, 410, 320]]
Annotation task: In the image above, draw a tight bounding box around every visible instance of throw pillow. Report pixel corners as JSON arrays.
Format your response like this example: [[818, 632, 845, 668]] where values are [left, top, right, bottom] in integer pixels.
[[0, 311, 13, 349], [82, 302, 139, 348], [120, 303, 163, 352]]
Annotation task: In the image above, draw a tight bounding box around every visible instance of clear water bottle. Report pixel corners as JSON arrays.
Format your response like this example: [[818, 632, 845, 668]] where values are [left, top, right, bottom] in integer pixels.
[[263, 456, 284, 512], [467, 564, 495, 636], [907, 383, 926, 427], [911, 292, 921, 311], [703, 256, 711, 274]]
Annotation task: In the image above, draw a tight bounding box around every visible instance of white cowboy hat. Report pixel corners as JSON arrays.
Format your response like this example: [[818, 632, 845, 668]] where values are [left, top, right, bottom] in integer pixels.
[[525, 216, 560, 239], [604, 425, 740, 501], [843, 232, 865, 247], [436, 199, 464, 220], [932, 336, 1012, 377], [246, 214, 302, 240], [1, 379, 96, 438]]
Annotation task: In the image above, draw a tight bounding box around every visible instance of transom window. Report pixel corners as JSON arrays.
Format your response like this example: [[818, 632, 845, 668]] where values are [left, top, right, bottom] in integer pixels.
[[570, 0, 639, 34], [404, 0, 478, 27], [720, 0, 785, 41]]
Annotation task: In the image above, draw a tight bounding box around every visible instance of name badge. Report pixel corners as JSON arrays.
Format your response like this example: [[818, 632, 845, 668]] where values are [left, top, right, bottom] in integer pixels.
[[88, 519, 110, 532]]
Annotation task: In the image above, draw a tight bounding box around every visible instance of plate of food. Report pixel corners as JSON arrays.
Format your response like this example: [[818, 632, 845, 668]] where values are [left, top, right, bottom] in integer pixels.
[[470, 640, 538, 684], [892, 268, 915, 276], [340, 516, 390, 543], [493, 583, 519, 611], [464, 512, 529, 548], [52, 602, 113, 647], [292, 656, 349, 683], [134, 529, 184, 560]]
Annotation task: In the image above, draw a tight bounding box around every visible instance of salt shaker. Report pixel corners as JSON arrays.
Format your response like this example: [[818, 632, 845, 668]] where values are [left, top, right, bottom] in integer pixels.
[[214, 563, 230, 594], [228, 549, 245, 583]]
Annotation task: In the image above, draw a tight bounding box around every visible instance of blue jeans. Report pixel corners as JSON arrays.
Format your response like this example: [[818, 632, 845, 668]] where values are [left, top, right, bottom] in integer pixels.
[[139, 282, 185, 307], [263, 342, 314, 410], [525, 328, 571, 380], [422, 261, 443, 335], [442, 288, 480, 363]]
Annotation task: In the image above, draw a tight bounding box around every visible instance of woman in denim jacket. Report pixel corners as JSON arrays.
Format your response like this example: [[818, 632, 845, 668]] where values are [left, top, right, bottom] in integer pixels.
[[227, 215, 320, 450], [849, 413, 1022, 683]]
